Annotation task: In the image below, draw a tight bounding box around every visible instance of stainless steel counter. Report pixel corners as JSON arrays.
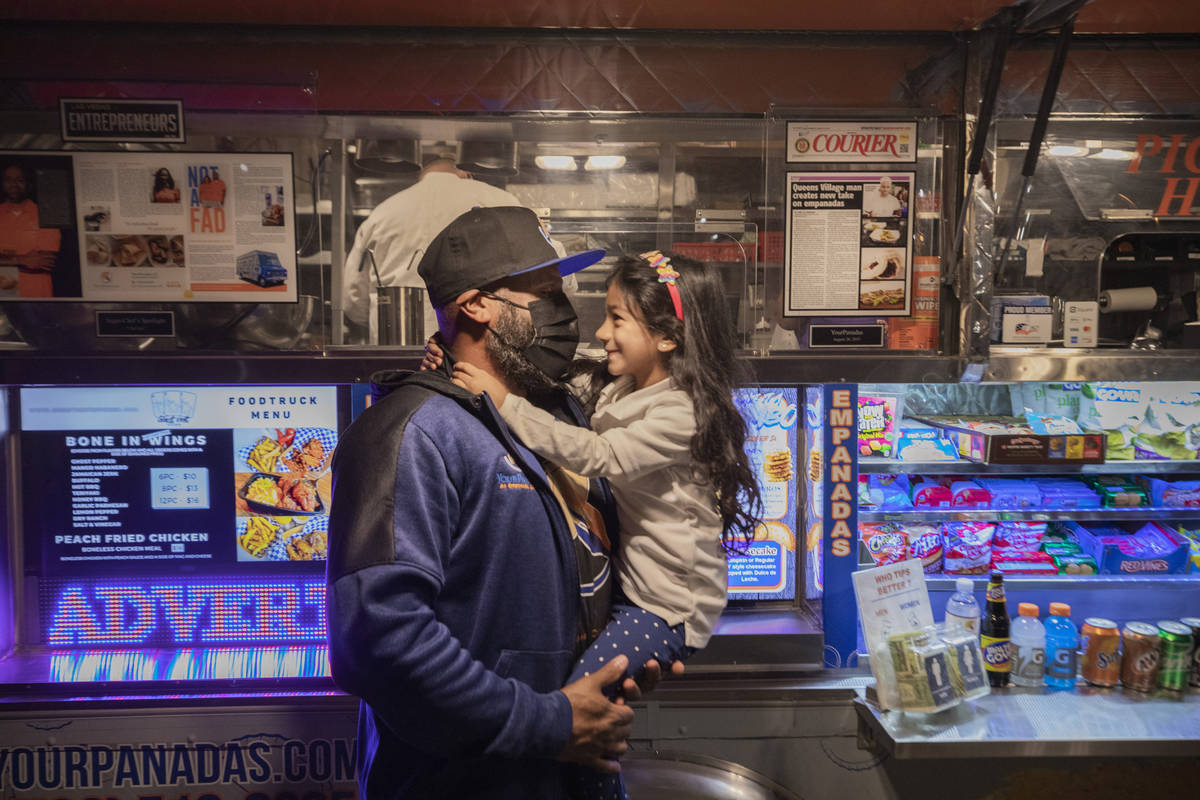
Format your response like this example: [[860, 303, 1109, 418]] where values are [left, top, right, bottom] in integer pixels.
[[855, 685, 1200, 758]]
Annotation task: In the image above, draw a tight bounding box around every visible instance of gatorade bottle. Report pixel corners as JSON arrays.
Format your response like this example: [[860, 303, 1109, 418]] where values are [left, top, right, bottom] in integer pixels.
[[1011, 602, 1046, 687], [980, 570, 1012, 687], [945, 577, 981, 634], [1044, 602, 1079, 689]]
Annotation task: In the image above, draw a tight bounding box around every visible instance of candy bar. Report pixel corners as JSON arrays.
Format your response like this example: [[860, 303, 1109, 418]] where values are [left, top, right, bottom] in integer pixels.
[[994, 521, 1046, 549], [1053, 554, 1098, 575], [991, 547, 1057, 575]]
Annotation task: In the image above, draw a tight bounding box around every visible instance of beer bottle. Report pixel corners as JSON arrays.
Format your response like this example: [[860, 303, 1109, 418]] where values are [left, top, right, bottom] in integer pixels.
[[980, 570, 1012, 687]]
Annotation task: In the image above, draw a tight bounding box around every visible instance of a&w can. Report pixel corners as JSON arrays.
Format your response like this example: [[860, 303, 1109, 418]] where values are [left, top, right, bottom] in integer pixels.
[[1080, 618, 1121, 687], [1120, 622, 1160, 692]]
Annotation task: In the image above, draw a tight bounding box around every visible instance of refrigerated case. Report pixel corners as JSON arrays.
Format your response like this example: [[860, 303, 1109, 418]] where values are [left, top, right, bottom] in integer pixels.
[[814, 378, 1200, 758], [851, 380, 1200, 620]]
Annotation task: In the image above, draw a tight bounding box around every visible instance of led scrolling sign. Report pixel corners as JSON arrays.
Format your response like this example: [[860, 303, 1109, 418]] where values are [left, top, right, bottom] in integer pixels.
[[46, 580, 326, 647]]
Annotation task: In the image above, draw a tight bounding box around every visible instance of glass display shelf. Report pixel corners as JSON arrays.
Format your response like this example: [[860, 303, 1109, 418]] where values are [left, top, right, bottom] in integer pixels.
[[858, 507, 1200, 523], [860, 458, 1200, 475], [924, 574, 1200, 592]]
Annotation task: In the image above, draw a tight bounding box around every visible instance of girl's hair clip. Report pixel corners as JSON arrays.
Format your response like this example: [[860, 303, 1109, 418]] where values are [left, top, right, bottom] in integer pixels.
[[639, 250, 684, 322], [640, 250, 679, 284]]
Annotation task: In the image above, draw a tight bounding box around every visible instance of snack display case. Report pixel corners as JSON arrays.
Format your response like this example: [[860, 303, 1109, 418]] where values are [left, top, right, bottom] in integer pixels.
[[815, 379, 1200, 758], [818, 380, 1200, 652]]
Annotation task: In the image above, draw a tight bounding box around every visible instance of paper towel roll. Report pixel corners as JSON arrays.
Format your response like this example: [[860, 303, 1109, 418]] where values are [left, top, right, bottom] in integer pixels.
[[1099, 286, 1158, 313]]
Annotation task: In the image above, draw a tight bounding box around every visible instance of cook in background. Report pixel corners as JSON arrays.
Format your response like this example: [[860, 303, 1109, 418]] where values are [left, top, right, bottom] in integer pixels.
[[342, 156, 524, 344], [327, 206, 677, 800], [0, 162, 61, 298], [862, 176, 902, 218], [151, 167, 180, 203]]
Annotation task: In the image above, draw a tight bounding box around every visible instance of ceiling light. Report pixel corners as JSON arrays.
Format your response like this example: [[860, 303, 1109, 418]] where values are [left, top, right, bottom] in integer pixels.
[[1092, 148, 1133, 160], [1047, 145, 1088, 157], [584, 155, 626, 171], [534, 155, 578, 171]]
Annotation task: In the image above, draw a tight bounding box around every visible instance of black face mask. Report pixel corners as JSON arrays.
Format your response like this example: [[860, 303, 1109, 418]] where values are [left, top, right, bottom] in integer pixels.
[[482, 289, 580, 380]]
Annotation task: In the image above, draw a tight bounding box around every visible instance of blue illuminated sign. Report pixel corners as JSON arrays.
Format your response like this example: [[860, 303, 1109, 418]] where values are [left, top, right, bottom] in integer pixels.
[[45, 579, 326, 647], [48, 645, 332, 683]]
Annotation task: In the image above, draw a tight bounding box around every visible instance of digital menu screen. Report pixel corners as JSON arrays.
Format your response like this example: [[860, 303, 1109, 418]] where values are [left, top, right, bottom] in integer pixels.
[[22, 385, 343, 648], [729, 387, 799, 601], [21, 384, 340, 576]]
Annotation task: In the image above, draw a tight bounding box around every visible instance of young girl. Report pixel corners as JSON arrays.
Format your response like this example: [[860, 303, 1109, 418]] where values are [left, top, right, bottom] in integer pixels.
[[450, 250, 763, 800]]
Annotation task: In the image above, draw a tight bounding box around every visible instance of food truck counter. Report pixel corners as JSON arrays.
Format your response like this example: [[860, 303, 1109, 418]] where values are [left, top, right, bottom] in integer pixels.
[[854, 685, 1200, 758]]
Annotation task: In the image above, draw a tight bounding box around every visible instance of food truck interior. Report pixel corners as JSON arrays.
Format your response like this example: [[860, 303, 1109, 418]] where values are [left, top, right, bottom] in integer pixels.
[[1, 1, 1199, 798]]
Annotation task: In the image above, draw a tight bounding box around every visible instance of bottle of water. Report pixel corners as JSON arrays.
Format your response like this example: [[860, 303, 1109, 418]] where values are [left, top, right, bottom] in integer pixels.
[[1011, 602, 1046, 687], [1044, 602, 1079, 689], [945, 577, 981, 635]]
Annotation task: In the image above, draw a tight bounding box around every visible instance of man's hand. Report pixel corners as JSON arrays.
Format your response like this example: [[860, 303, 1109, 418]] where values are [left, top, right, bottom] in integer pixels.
[[452, 362, 509, 406], [559, 655, 635, 773], [619, 658, 686, 703]]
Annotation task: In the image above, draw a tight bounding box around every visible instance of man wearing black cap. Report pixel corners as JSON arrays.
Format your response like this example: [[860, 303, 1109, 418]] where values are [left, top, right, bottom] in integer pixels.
[[327, 206, 666, 800]]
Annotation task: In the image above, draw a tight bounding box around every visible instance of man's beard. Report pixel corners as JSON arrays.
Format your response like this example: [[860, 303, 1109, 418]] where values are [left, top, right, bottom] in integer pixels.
[[485, 304, 560, 404]]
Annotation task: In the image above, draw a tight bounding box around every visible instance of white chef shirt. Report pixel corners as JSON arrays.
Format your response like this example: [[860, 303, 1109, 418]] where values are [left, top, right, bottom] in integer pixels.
[[862, 189, 902, 218], [343, 171, 522, 341], [500, 375, 726, 648]]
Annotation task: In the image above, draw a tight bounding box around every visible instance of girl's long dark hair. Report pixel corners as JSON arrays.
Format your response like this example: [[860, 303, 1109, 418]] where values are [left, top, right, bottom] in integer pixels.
[[576, 253, 763, 553]]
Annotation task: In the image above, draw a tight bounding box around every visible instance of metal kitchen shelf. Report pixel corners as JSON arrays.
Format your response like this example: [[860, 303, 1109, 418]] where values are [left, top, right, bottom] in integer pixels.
[[0, 351, 967, 386], [860, 458, 1200, 475], [985, 348, 1200, 383], [858, 507, 1200, 523], [854, 688, 1200, 759], [4, 349, 1200, 387]]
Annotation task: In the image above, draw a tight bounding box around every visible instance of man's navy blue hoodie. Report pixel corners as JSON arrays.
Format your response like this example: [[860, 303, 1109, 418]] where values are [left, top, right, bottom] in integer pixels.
[[326, 366, 615, 799]]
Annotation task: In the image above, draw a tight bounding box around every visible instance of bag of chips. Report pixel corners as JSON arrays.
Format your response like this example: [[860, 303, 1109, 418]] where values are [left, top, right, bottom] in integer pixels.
[[905, 523, 944, 573], [942, 522, 995, 575], [859, 522, 908, 566]]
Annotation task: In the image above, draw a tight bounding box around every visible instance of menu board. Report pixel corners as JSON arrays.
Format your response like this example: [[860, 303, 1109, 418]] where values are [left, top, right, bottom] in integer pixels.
[[784, 172, 914, 317], [729, 387, 799, 601], [0, 150, 296, 302], [20, 384, 339, 577]]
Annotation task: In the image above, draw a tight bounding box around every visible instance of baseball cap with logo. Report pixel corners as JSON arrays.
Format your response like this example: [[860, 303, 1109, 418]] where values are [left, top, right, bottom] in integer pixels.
[[417, 205, 605, 307]]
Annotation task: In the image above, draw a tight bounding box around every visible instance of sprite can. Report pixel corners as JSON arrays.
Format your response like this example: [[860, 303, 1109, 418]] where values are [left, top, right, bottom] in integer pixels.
[[1156, 620, 1193, 692]]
